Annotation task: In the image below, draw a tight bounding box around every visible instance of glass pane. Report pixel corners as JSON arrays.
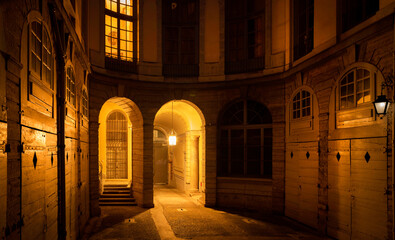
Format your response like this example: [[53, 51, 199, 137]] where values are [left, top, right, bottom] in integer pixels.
[[357, 80, 363, 92], [347, 95, 354, 107], [364, 91, 371, 102], [341, 97, 346, 109], [347, 83, 354, 95], [357, 93, 363, 104], [364, 78, 370, 90], [219, 130, 228, 175], [230, 130, 244, 175]]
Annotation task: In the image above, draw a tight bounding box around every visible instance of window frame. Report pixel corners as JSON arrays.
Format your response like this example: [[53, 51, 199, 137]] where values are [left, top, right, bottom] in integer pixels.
[[293, 0, 314, 60], [218, 99, 272, 178], [225, 0, 265, 74], [162, 0, 199, 76], [338, 67, 374, 110], [339, 0, 379, 33], [27, 20, 55, 118], [292, 89, 312, 120], [104, 0, 138, 63]]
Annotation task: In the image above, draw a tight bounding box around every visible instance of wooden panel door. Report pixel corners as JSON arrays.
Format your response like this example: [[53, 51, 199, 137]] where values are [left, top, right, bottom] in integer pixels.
[[285, 141, 318, 228], [350, 138, 387, 240], [328, 139, 351, 240], [21, 127, 58, 240], [328, 138, 388, 240], [153, 142, 168, 184], [285, 142, 300, 221]]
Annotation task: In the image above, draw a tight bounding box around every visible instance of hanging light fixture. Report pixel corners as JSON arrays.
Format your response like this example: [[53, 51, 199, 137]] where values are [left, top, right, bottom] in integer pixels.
[[373, 76, 393, 118], [169, 101, 177, 146]]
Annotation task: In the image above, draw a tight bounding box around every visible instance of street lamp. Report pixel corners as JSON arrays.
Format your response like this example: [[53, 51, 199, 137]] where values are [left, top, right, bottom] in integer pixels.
[[373, 76, 393, 118]]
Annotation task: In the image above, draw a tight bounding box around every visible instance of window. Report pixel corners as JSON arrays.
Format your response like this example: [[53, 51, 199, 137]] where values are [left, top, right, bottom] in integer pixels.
[[28, 20, 54, 117], [293, 0, 313, 60], [30, 21, 53, 89], [163, 0, 199, 76], [225, 0, 265, 74], [218, 100, 272, 178], [340, 0, 379, 32], [106, 111, 128, 179], [66, 66, 76, 107], [105, 0, 137, 63], [82, 90, 88, 117], [292, 90, 311, 119], [339, 68, 371, 109]]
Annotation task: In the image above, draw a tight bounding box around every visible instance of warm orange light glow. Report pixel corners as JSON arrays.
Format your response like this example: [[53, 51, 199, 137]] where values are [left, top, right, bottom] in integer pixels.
[[105, 0, 134, 61], [169, 134, 177, 146]]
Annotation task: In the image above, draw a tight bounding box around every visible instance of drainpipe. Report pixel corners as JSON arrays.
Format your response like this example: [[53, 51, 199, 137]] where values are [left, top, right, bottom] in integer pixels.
[[48, 3, 66, 240]]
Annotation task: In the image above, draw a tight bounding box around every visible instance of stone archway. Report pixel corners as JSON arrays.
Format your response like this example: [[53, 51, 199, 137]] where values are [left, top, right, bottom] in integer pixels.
[[153, 100, 206, 199]]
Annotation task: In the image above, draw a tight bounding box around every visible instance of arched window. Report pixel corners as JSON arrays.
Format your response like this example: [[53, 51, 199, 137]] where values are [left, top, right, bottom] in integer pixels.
[[82, 89, 88, 117], [292, 90, 311, 119], [66, 66, 76, 107], [339, 68, 371, 109], [106, 111, 128, 179], [30, 21, 53, 88], [28, 20, 54, 117], [105, 0, 137, 62], [218, 100, 272, 178]]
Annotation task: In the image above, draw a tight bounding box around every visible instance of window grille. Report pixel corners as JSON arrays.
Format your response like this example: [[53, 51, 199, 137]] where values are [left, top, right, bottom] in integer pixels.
[[106, 111, 128, 179]]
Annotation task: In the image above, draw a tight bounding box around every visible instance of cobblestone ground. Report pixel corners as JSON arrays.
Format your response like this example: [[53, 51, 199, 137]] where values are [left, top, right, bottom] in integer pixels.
[[82, 186, 329, 240]]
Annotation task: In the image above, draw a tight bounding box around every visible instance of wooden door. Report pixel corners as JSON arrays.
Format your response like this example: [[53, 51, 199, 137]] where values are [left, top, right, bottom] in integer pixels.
[[328, 139, 351, 240], [285, 141, 318, 228], [350, 138, 387, 240], [21, 127, 58, 240], [153, 142, 168, 184], [328, 138, 388, 240]]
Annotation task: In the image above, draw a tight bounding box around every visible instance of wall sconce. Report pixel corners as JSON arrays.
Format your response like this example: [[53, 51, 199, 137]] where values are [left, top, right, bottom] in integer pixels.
[[373, 75, 393, 118], [169, 101, 176, 146]]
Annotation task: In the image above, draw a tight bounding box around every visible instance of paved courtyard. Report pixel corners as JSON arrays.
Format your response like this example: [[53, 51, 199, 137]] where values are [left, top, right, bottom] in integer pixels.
[[83, 186, 329, 240]]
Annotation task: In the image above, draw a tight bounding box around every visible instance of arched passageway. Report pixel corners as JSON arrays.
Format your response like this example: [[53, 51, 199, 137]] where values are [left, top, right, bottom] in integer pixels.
[[97, 97, 144, 198], [153, 100, 206, 200]]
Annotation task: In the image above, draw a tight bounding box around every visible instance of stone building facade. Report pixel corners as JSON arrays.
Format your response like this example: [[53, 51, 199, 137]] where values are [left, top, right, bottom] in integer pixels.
[[0, 0, 395, 239]]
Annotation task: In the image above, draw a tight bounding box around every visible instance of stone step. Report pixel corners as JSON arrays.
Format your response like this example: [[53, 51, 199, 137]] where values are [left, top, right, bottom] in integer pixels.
[[100, 193, 131, 198], [103, 190, 130, 195], [99, 197, 136, 202], [99, 201, 138, 206]]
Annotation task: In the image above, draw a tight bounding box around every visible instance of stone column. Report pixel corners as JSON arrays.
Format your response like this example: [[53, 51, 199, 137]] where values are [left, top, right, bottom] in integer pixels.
[[190, 136, 200, 191]]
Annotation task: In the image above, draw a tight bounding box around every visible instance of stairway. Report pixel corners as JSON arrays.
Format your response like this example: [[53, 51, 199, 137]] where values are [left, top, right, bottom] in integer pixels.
[[99, 185, 137, 206]]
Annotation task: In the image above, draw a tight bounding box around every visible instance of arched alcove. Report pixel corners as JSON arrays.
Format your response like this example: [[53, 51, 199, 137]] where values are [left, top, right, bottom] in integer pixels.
[[153, 100, 206, 200]]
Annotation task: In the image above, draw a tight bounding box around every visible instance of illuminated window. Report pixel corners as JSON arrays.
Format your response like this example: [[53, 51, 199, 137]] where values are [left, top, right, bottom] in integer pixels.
[[66, 67, 76, 107], [225, 0, 265, 74], [292, 90, 311, 119], [339, 68, 371, 109], [82, 90, 88, 117], [105, 0, 135, 62], [218, 100, 272, 178], [30, 21, 53, 89]]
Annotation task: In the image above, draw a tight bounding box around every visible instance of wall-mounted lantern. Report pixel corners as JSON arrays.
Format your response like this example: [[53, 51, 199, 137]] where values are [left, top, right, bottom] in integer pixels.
[[373, 75, 393, 118]]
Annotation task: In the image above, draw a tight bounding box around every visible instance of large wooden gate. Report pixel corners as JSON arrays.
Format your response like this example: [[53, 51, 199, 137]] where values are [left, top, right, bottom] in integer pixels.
[[285, 141, 319, 228], [328, 138, 387, 240], [21, 127, 58, 240]]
